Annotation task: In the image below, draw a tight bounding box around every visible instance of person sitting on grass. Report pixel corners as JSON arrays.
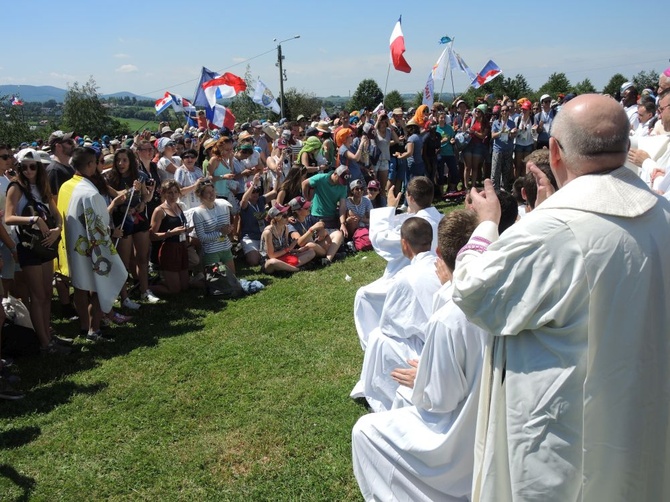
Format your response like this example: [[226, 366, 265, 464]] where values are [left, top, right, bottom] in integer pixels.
[[287, 196, 331, 260], [239, 173, 277, 266], [192, 179, 235, 274], [259, 204, 315, 274]]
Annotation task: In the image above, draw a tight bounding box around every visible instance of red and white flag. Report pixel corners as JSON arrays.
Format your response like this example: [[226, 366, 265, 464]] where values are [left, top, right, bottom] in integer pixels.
[[11, 96, 23, 106], [206, 104, 236, 131], [201, 72, 247, 107], [389, 16, 411, 73], [155, 92, 173, 115]]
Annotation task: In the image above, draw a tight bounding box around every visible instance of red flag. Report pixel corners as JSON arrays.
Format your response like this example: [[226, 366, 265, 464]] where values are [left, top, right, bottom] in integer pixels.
[[202, 73, 247, 107], [389, 16, 411, 73]]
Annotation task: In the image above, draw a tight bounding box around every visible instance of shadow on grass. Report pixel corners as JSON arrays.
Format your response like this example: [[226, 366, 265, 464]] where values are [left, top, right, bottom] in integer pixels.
[[0, 426, 40, 501], [0, 382, 107, 420], [0, 463, 35, 502]]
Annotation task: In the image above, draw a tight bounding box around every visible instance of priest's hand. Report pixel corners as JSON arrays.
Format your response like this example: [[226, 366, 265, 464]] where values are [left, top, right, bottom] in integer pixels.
[[468, 179, 500, 225], [627, 148, 650, 167], [435, 256, 452, 285], [529, 162, 556, 207], [391, 359, 419, 389]]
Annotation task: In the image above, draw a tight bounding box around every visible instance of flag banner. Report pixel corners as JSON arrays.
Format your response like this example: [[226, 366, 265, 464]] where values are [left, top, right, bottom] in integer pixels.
[[202, 73, 247, 108], [431, 46, 450, 81], [372, 102, 384, 115], [472, 60, 502, 89], [155, 92, 173, 115], [320, 107, 329, 120], [193, 67, 220, 107], [252, 78, 281, 114], [169, 93, 196, 115], [448, 47, 477, 82], [389, 16, 411, 73], [11, 96, 23, 106], [206, 104, 236, 131], [422, 73, 434, 108]]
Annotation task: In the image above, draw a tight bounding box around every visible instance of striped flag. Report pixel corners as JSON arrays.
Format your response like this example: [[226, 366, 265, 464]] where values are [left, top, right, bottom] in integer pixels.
[[472, 60, 502, 89], [155, 92, 173, 115], [389, 16, 411, 73], [206, 104, 236, 131], [202, 72, 247, 108]]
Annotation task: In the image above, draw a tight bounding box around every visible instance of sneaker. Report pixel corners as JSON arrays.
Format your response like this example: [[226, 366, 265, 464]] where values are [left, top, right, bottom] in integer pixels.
[[41, 340, 71, 356], [52, 334, 75, 346], [86, 330, 113, 343], [60, 303, 79, 320], [333, 252, 347, 262], [0, 377, 24, 400], [320, 257, 332, 267], [122, 297, 141, 310], [108, 311, 132, 325], [346, 241, 357, 254], [141, 290, 160, 304]]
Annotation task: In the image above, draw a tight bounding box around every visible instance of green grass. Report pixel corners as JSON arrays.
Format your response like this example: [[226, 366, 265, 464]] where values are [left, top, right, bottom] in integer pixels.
[[113, 117, 161, 134], [0, 201, 461, 500]]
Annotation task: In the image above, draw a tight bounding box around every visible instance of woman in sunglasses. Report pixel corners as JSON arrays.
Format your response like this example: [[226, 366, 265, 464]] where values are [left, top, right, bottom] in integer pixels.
[[174, 148, 204, 210], [5, 149, 64, 353], [156, 137, 182, 182]]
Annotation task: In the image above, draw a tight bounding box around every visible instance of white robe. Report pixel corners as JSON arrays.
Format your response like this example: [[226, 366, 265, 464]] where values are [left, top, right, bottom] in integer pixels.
[[351, 251, 441, 412], [57, 175, 128, 314], [353, 206, 442, 350], [352, 282, 490, 501], [452, 167, 670, 501]]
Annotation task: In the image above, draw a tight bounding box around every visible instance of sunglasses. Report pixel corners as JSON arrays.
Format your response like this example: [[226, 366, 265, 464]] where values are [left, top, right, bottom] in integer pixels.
[[182, 155, 196, 160], [0, 154, 12, 161], [353, 187, 363, 191], [22, 163, 39, 171], [368, 188, 379, 192]]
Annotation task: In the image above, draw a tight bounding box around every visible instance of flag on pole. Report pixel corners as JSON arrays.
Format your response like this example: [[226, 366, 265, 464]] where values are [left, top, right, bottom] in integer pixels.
[[422, 73, 434, 108], [448, 47, 477, 82], [193, 67, 220, 107], [202, 72, 247, 108], [169, 93, 196, 114], [372, 102, 384, 115], [431, 46, 450, 81], [472, 60, 502, 89], [206, 104, 236, 131], [155, 92, 173, 115], [11, 96, 23, 106], [389, 16, 411, 73], [320, 107, 329, 121], [252, 78, 281, 114]]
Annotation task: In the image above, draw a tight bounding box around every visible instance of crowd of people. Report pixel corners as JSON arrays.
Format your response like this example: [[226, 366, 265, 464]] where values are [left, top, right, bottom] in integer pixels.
[[1, 68, 670, 500], [350, 69, 670, 501]]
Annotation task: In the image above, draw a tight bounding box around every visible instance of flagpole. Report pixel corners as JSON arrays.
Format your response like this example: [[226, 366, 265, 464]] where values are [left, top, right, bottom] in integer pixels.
[[383, 63, 391, 108], [449, 40, 457, 100]]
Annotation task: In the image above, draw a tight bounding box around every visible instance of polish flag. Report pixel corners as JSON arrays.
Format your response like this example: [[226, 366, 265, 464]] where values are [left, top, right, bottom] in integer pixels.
[[201, 73, 247, 107], [155, 92, 173, 115], [389, 16, 411, 73], [206, 104, 236, 131]]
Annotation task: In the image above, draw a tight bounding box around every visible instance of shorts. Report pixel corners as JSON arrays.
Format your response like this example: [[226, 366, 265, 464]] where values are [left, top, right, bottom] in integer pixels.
[[465, 142, 487, 157], [157, 241, 189, 272], [16, 244, 52, 268], [374, 159, 390, 173], [0, 242, 17, 279], [515, 144, 534, 158], [203, 248, 234, 267], [241, 236, 260, 255], [114, 209, 150, 236], [277, 253, 300, 266], [388, 157, 406, 181]]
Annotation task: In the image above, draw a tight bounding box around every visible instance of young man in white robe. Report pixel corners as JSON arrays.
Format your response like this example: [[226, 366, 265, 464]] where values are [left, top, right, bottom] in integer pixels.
[[352, 209, 488, 502], [453, 94, 670, 501], [353, 176, 442, 350], [350, 217, 441, 412], [57, 147, 128, 341]]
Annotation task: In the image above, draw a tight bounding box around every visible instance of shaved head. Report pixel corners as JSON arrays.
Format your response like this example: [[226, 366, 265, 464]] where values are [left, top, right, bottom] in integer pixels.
[[550, 94, 629, 181]]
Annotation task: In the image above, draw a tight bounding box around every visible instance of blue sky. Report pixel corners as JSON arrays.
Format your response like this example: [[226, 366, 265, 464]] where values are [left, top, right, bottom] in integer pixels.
[[2, 0, 667, 100]]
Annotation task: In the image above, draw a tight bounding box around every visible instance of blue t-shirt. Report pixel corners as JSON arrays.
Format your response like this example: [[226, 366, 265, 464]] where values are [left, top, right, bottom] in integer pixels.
[[407, 134, 425, 175], [338, 145, 363, 182], [239, 195, 266, 240], [492, 118, 516, 153]]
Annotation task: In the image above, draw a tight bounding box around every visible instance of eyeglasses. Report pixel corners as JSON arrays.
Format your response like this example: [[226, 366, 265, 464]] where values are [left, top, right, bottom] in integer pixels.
[[353, 187, 363, 191], [22, 163, 39, 171], [166, 143, 176, 148], [368, 188, 379, 192], [0, 154, 12, 161], [182, 155, 196, 160]]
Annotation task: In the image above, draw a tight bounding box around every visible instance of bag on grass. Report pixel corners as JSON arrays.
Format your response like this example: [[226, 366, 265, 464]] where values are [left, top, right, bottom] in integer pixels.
[[205, 262, 243, 298], [352, 227, 372, 251]]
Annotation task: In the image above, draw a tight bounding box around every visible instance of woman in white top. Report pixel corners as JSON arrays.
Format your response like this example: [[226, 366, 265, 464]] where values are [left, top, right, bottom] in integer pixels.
[[156, 137, 182, 182], [373, 114, 399, 201], [174, 148, 204, 210], [513, 101, 535, 179]]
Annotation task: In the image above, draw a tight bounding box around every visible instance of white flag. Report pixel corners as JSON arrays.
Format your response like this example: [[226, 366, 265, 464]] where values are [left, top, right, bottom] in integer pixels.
[[320, 107, 329, 120], [252, 78, 281, 114], [422, 73, 434, 108], [431, 46, 450, 81], [448, 47, 478, 82]]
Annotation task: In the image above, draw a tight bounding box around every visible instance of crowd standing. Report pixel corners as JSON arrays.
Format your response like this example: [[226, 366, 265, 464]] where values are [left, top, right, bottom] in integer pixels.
[[1, 72, 670, 502]]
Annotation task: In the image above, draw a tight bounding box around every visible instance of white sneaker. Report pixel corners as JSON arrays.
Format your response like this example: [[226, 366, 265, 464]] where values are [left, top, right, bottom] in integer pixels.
[[122, 297, 141, 310], [142, 290, 160, 304]]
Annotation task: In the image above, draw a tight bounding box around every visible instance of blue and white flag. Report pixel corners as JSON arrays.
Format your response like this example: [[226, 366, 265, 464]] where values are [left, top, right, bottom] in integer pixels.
[[448, 47, 478, 82], [252, 78, 281, 114]]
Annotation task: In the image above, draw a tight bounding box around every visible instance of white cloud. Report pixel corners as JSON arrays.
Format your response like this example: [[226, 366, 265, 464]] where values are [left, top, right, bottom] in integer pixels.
[[116, 65, 138, 73], [114, 53, 130, 59]]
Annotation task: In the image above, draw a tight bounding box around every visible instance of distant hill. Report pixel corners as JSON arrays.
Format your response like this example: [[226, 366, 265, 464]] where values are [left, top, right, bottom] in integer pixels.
[[0, 85, 153, 103]]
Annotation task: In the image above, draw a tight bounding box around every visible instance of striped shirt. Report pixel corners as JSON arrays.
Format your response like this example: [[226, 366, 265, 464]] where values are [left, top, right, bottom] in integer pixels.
[[192, 200, 233, 255]]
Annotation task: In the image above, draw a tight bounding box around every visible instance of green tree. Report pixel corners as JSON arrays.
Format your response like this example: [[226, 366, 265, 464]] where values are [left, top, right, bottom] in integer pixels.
[[281, 88, 322, 121], [632, 70, 659, 92], [383, 90, 405, 111], [572, 78, 596, 95], [348, 79, 383, 112], [602, 73, 628, 97], [61, 76, 121, 137], [537, 72, 571, 99], [0, 96, 31, 146]]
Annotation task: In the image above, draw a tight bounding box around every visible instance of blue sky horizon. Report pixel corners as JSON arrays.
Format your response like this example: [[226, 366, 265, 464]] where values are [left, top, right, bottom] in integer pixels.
[[2, 1, 667, 100]]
